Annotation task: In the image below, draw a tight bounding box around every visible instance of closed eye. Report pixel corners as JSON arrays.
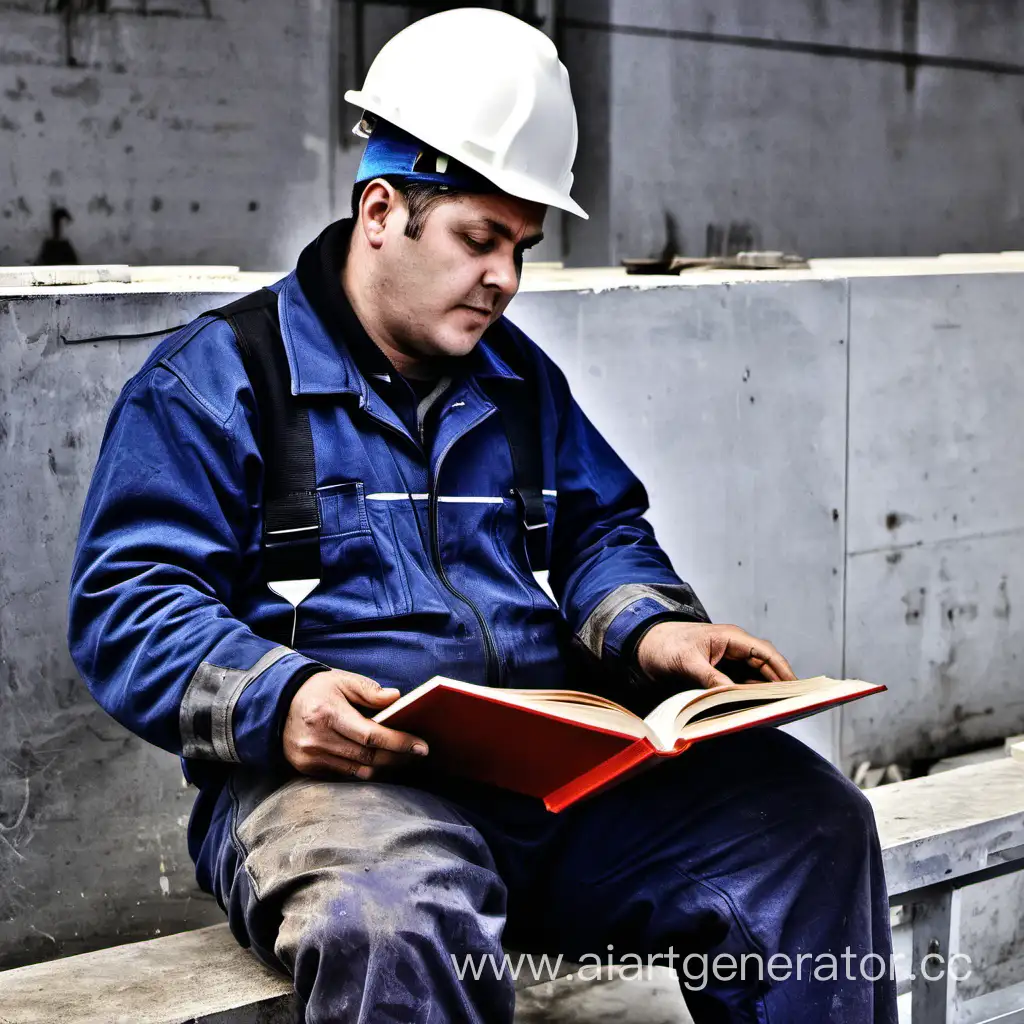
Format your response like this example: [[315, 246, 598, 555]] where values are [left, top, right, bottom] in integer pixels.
[[463, 235, 493, 254]]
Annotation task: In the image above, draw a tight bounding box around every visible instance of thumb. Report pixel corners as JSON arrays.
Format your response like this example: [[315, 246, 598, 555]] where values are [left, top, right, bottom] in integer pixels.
[[677, 650, 734, 690], [344, 675, 401, 706], [701, 664, 736, 690]]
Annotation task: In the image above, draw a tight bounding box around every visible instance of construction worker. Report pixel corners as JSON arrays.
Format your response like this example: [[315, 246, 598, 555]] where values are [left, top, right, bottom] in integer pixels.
[[68, 9, 896, 1023]]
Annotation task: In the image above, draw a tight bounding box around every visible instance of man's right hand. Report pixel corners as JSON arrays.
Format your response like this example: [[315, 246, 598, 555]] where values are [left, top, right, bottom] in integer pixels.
[[282, 669, 429, 780]]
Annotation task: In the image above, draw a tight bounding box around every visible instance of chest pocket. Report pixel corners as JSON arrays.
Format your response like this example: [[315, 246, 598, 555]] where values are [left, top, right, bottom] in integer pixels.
[[294, 481, 452, 636], [286, 481, 405, 632]]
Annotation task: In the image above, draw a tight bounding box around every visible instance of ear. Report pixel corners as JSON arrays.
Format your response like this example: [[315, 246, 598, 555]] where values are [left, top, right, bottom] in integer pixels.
[[357, 179, 399, 251]]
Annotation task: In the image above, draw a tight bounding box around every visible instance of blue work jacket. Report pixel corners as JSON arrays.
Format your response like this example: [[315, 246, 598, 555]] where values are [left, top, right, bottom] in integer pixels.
[[67, 235, 707, 894]]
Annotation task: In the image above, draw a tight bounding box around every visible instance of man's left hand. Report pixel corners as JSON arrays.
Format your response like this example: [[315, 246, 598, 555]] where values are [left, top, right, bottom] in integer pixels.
[[636, 621, 797, 690]]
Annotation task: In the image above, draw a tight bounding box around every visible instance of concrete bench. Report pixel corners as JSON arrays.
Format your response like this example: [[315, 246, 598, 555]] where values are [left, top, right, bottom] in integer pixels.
[[0, 923, 571, 1023], [872, 757, 1024, 1024], [3, 757, 1024, 1024]]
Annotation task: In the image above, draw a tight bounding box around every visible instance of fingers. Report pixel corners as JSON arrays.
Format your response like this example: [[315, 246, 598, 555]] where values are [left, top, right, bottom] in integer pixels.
[[752, 635, 796, 680], [703, 663, 737, 689], [300, 751, 379, 782], [757, 646, 796, 682], [291, 715, 427, 781], [329, 701, 429, 757], [326, 737, 417, 769], [723, 629, 797, 682], [634, 620, 797, 690], [283, 670, 429, 779], [747, 648, 782, 682], [775, 651, 797, 681], [289, 731, 421, 781]]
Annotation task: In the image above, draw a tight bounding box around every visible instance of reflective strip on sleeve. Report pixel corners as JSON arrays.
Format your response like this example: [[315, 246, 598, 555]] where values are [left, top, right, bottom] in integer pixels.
[[180, 645, 296, 762], [577, 583, 699, 659]]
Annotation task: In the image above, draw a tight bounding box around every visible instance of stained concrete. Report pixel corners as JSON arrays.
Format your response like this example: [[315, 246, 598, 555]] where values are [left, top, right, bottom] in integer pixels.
[[3, 1, 1024, 268], [559, 0, 1024, 265], [0, 920, 695, 1022], [0, 0, 334, 269], [0, 288, 237, 969], [842, 273, 1024, 769]]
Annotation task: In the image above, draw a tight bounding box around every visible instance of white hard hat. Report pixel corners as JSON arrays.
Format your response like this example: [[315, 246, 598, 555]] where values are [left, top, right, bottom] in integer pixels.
[[344, 7, 588, 220]]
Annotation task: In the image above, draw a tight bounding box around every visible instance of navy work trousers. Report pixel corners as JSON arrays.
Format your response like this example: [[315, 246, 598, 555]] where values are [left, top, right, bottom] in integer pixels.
[[207, 728, 897, 1023]]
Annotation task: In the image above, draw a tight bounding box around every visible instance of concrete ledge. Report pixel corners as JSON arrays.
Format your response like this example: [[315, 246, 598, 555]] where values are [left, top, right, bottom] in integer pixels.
[[4, 251, 1024, 301]]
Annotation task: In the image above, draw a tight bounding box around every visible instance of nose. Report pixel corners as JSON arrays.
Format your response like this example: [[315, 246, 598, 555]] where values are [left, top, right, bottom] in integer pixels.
[[481, 251, 520, 297]]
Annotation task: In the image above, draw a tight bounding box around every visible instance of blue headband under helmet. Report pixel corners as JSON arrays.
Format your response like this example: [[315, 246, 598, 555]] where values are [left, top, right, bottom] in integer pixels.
[[353, 116, 498, 195]]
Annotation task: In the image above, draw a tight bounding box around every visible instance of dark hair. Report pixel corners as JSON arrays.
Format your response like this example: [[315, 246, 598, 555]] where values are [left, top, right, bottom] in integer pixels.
[[350, 176, 468, 240]]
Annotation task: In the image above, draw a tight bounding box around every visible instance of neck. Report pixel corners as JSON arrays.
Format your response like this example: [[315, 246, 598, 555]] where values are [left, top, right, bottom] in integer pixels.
[[341, 244, 435, 380]]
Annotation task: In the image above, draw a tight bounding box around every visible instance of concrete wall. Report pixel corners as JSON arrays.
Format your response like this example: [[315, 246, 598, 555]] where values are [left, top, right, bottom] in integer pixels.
[[558, 0, 1024, 266], [2, 258, 1024, 976], [0, 286, 240, 969], [4, 0, 1024, 270], [842, 273, 1024, 769], [0, 0, 335, 269]]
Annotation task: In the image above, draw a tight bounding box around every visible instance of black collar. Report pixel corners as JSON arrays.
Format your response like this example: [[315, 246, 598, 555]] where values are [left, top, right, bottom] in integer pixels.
[[295, 217, 398, 384]]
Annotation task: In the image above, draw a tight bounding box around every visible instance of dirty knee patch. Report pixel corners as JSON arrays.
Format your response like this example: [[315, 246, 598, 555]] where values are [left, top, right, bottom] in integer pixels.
[[234, 778, 497, 901]]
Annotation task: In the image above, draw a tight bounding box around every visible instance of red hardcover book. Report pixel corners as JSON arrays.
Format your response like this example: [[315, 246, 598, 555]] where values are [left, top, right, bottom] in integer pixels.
[[374, 676, 886, 812]]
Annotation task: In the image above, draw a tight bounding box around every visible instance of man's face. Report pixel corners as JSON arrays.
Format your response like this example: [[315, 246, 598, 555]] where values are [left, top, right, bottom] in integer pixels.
[[374, 190, 546, 361]]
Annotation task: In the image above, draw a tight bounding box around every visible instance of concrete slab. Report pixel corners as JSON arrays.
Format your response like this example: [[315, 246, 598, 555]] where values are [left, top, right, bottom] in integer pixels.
[[0, 923, 696, 1024], [847, 273, 1024, 556], [842, 518, 1024, 770], [0, 0, 334, 270]]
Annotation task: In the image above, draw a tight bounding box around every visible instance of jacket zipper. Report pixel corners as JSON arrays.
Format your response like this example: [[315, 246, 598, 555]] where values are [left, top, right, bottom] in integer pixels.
[[428, 409, 500, 688], [361, 402, 501, 688]]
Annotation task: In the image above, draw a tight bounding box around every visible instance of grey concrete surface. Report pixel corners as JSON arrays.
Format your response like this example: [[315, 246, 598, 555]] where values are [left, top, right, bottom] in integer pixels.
[[0, 289, 235, 970], [842, 274, 1024, 769], [3, 1, 1024, 268], [869, 758, 1024, 895], [0, 0, 334, 269], [838, 271, 1024, 1008], [0, 919, 695, 1023], [559, 0, 1024, 266]]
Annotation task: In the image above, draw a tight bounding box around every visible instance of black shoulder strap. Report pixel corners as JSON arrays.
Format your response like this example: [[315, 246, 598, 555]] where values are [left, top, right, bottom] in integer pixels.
[[484, 325, 549, 573], [201, 288, 322, 593], [203, 290, 546, 601]]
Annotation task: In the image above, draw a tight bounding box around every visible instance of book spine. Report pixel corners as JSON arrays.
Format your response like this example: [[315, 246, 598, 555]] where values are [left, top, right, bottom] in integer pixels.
[[543, 738, 656, 813]]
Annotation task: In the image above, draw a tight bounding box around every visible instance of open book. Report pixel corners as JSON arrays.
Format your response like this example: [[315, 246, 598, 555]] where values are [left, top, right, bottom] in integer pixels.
[[374, 675, 885, 812]]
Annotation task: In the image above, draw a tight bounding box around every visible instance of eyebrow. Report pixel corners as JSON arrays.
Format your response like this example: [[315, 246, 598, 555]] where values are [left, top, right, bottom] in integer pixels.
[[477, 218, 545, 249]]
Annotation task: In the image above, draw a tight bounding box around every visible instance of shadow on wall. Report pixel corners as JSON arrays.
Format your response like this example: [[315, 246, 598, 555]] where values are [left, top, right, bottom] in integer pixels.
[[34, 207, 79, 265]]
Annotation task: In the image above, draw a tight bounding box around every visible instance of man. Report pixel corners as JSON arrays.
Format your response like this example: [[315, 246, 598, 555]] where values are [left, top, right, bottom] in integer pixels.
[[69, 9, 895, 1022]]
